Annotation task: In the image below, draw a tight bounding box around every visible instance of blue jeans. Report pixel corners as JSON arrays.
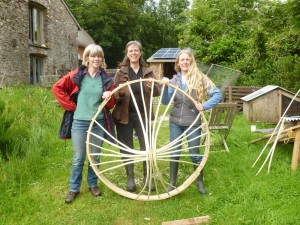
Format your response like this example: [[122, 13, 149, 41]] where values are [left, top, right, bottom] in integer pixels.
[[169, 122, 202, 164], [70, 119, 104, 192]]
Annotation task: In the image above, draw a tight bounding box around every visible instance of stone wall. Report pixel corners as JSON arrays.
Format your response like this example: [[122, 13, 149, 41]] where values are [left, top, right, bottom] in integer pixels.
[[0, 0, 79, 87]]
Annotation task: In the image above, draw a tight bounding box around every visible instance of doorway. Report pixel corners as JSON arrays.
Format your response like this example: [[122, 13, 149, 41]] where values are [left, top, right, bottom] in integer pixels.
[[163, 62, 176, 79]]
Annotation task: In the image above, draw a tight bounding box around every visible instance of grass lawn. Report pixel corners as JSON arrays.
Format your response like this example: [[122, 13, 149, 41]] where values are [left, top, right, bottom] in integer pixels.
[[0, 86, 299, 225]]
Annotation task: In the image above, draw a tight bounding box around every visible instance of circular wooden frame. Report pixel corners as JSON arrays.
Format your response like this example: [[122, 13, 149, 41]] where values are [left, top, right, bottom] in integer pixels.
[[86, 78, 210, 201]]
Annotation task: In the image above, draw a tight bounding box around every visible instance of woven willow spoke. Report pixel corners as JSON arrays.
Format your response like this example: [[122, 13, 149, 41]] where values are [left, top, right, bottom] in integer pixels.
[[86, 78, 210, 201]]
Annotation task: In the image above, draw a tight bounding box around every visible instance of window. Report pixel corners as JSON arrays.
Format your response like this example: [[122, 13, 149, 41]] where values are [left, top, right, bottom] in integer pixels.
[[30, 56, 43, 84], [29, 5, 44, 45]]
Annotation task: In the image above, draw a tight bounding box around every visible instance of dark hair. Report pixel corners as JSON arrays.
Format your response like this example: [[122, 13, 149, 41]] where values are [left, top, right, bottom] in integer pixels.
[[119, 40, 148, 67]]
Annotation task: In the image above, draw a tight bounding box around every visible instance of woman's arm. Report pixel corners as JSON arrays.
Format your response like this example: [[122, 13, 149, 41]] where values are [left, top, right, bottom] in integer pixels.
[[161, 77, 174, 105], [202, 86, 222, 110], [104, 84, 116, 110], [52, 71, 77, 112]]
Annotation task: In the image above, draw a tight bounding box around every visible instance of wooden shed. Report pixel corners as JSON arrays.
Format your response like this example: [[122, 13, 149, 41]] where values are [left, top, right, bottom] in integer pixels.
[[241, 85, 300, 123], [147, 48, 180, 80]]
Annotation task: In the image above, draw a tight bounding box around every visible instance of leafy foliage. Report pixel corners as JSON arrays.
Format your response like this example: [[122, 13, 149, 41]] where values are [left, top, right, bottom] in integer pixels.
[[65, 0, 189, 68], [181, 0, 300, 92], [64, 0, 299, 91]]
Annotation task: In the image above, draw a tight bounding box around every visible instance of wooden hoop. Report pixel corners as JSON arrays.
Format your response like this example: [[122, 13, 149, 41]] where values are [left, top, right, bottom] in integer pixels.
[[86, 78, 210, 200]]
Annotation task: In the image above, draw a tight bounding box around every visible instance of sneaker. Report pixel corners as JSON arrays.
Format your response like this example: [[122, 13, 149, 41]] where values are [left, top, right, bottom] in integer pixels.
[[65, 191, 79, 204], [89, 186, 102, 197]]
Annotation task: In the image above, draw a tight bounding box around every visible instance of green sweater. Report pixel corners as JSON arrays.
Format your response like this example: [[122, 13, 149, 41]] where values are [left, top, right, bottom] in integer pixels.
[[74, 75, 104, 120]]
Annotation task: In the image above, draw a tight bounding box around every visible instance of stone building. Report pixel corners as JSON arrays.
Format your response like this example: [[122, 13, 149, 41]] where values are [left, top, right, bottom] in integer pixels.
[[0, 0, 94, 87]]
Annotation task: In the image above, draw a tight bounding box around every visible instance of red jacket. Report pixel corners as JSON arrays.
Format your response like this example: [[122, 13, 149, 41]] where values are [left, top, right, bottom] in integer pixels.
[[52, 66, 115, 111], [52, 66, 115, 140]]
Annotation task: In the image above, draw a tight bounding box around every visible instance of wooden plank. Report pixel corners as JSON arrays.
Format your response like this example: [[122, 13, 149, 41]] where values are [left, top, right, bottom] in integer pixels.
[[162, 216, 210, 225], [224, 86, 261, 112], [288, 130, 296, 139], [225, 87, 259, 93], [250, 125, 300, 144], [226, 92, 249, 95], [291, 121, 300, 171], [228, 86, 232, 102]]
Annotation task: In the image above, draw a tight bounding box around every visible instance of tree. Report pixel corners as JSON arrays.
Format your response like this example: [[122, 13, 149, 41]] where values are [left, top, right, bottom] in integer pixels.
[[65, 0, 190, 67], [180, 0, 300, 91]]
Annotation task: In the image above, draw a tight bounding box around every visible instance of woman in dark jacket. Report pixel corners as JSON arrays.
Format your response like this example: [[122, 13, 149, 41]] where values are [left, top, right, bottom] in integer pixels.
[[113, 40, 160, 192], [52, 44, 115, 204]]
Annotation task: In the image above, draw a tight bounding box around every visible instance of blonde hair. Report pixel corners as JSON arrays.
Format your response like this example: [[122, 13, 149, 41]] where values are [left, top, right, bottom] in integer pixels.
[[82, 44, 106, 68], [175, 49, 215, 102]]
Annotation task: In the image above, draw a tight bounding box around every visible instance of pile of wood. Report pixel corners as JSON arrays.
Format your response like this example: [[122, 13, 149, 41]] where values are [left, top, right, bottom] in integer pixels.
[[250, 124, 300, 144]]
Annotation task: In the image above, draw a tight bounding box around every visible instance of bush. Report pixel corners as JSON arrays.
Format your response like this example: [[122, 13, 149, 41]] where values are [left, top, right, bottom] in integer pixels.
[[0, 100, 15, 160]]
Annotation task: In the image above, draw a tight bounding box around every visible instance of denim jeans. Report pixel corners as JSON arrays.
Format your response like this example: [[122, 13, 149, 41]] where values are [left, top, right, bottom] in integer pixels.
[[70, 119, 104, 192], [169, 122, 202, 164]]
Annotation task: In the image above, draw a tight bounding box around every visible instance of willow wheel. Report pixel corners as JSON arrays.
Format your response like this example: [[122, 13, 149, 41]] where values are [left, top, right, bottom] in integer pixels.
[[86, 78, 210, 201]]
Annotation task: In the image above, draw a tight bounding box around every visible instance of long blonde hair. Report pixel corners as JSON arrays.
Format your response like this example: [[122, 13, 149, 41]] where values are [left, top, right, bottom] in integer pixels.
[[175, 49, 215, 102]]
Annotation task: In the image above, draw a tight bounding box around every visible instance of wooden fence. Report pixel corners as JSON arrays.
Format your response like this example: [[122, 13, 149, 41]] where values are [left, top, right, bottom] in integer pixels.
[[223, 86, 261, 112]]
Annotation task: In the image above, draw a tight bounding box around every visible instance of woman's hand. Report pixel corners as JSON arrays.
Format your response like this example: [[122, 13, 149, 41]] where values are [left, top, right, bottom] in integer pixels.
[[195, 101, 204, 111], [145, 78, 154, 88], [162, 77, 170, 84], [102, 91, 111, 100]]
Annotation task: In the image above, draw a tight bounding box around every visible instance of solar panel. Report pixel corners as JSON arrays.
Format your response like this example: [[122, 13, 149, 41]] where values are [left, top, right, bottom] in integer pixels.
[[151, 48, 181, 59]]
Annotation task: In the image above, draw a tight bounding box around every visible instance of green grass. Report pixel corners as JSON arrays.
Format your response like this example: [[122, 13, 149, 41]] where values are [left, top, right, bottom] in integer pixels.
[[0, 86, 299, 225]]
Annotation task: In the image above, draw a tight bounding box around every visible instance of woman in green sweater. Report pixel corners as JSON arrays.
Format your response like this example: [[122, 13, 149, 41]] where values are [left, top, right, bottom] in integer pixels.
[[52, 44, 115, 204]]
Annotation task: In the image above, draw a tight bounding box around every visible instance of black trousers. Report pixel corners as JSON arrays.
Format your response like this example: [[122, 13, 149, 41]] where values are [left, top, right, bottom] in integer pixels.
[[116, 112, 146, 154]]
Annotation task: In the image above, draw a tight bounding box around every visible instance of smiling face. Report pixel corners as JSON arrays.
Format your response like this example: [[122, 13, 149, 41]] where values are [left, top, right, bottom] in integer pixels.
[[88, 54, 103, 69], [82, 44, 105, 68], [126, 44, 141, 64], [177, 52, 191, 74]]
